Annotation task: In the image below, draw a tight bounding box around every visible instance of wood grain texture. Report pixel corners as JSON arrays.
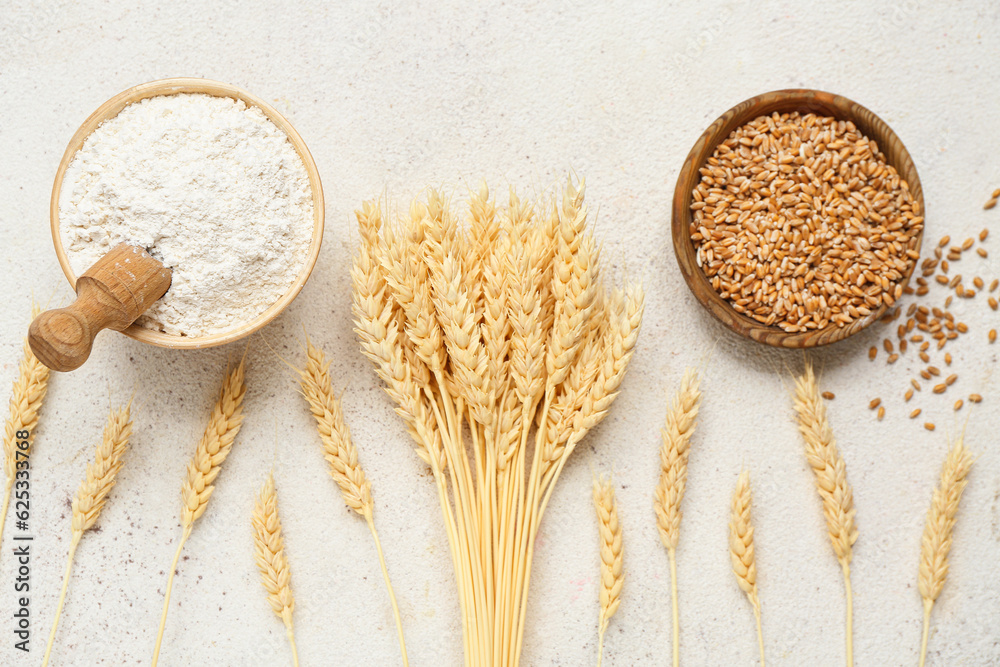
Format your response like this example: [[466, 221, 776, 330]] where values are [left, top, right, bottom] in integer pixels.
[[671, 89, 924, 348], [29, 243, 172, 371], [49, 77, 325, 350]]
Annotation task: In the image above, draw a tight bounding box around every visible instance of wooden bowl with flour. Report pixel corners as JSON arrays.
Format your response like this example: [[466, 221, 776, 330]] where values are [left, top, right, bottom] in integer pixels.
[[49, 77, 325, 349]]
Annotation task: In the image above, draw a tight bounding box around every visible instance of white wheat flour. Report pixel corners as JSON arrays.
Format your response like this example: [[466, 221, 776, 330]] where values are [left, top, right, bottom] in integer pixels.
[[59, 93, 314, 337]]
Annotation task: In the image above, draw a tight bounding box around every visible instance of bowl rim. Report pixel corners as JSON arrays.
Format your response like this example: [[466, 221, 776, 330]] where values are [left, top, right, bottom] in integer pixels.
[[671, 88, 924, 348], [50, 77, 326, 349]]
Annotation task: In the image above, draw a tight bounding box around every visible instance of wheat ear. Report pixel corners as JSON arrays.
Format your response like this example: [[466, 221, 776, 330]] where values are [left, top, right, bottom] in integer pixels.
[[153, 360, 246, 666], [729, 470, 764, 666], [792, 361, 856, 667], [297, 339, 408, 666], [42, 402, 132, 667], [593, 474, 623, 667], [918, 436, 973, 667], [2, 304, 50, 548], [252, 473, 299, 667], [654, 368, 701, 667]]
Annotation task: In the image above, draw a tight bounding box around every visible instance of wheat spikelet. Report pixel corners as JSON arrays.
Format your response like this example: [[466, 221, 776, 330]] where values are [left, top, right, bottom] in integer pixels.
[[352, 202, 442, 469], [541, 286, 644, 472], [507, 225, 547, 411], [71, 403, 133, 535], [180, 361, 247, 529], [382, 222, 445, 374], [252, 473, 299, 667], [467, 182, 499, 312], [729, 470, 764, 666], [654, 368, 701, 551], [792, 361, 856, 667], [729, 471, 759, 610], [495, 389, 522, 471], [43, 402, 132, 667], [2, 304, 50, 545], [298, 341, 373, 517], [430, 252, 491, 426], [153, 360, 247, 666], [792, 362, 857, 565], [593, 474, 623, 667], [480, 234, 511, 405], [918, 436, 973, 667], [296, 337, 409, 665], [653, 367, 701, 667], [546, 179, 595, 389], [572, 286, 644, 446], [534, 200, 560, 339], [543, 323, 605, 459]]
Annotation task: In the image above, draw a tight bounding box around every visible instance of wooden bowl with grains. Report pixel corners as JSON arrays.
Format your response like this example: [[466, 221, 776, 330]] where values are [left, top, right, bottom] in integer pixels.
[[672, 89, 924, 348]]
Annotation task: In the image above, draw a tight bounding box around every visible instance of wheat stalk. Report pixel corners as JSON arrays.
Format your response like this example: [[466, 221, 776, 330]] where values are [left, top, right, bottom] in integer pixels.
[[42, 402, 132, 667], [918, 436, 973, 667], [2, 303, 50, 548], [593, 473, 623, 667], [654, 368, 701, 667], [252, 473, 299, 667], [153, 360, 246, 666], [729, 470, 764, 666], [297, 338, 409, 666], [792, 361, 857, 667]]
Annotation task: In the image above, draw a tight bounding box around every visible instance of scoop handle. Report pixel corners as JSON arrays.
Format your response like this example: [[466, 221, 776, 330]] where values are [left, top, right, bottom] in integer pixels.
[[29, 243, 171, 372]]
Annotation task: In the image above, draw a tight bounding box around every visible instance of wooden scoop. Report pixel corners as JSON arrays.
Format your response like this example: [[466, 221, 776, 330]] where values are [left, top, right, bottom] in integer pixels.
[[29, 243, 172, 372]]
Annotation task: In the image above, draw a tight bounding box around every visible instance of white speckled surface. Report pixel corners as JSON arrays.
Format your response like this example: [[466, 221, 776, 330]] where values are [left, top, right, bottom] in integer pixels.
[[1, 1, 998, 665]]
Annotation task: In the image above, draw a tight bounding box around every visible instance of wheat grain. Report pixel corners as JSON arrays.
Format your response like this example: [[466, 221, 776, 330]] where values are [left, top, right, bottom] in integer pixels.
[[654, 368, 701, 667], [2, 304, 50, 547], [918, 436, 973, 667], [297, 338, 409, 666], [729, 470, 764, 666], [691, 113, 921, 332], [593, 473, 622, 667], [792, 362, 856, 667], [252, 473, 299, 667], [43, 402, 132, 667], [153, 360, 247, 666]]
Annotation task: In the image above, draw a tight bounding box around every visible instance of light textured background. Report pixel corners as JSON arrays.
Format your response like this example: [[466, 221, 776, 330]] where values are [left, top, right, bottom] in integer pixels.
[[1, 1, 998, 665]]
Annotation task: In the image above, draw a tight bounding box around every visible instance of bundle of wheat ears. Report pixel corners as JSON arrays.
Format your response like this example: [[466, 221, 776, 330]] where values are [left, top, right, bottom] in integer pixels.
[[351, 178, 644, 666]]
